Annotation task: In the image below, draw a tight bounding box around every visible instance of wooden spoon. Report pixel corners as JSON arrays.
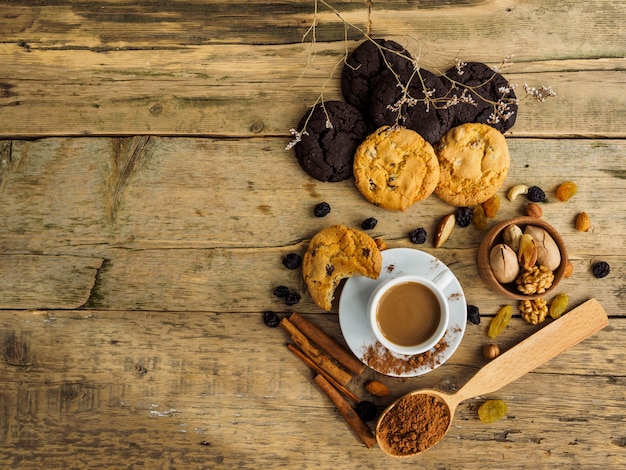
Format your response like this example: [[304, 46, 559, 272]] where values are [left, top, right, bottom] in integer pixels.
[[375, 298, 608, 457]]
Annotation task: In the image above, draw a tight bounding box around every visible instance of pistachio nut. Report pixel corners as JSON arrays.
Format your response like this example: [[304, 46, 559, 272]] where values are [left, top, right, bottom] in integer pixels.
[[489, 243, 520, 284], [524, 225, 561, 271], [502, 224, 523, 252]]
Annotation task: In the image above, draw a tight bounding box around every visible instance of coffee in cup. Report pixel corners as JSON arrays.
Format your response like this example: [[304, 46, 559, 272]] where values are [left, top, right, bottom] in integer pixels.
[[368, 272, 452, 355]]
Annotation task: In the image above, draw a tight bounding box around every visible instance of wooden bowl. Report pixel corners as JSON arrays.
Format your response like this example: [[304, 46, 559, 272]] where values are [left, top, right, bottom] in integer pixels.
[[477, 217, 568, 300]]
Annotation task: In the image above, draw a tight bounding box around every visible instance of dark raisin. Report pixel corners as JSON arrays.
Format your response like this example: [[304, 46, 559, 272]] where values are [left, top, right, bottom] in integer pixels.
[[282, 253, 302, 269], [361, 217, 378, 230], [467, 305, 481, 324], [456, 207, 474, 227], [314, 201, 331, 217], [526, 186, 546, 202], [325, 264, 335, 276], [355, 400, 378, 422], [273, 285, 290, 298], [408, 227, 427, 244], [592, 261, 610, 278], [263, 311, 281, 328], [285, 292, 301, 306]]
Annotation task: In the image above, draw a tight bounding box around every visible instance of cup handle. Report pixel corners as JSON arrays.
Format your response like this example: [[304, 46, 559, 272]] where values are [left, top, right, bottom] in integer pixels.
[[432, 269, 454, 290]]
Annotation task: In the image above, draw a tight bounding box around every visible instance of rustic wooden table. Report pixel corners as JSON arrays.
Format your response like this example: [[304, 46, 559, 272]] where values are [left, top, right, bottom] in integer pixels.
[[1, 1, 624, 468]]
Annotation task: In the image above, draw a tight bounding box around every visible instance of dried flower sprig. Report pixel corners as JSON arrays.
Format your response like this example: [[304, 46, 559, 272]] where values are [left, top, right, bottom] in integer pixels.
[[289, 1, 556, 147]]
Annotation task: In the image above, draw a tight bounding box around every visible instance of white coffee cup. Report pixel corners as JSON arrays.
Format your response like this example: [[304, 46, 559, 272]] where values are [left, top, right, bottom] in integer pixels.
[[368, 271, 453, 356]]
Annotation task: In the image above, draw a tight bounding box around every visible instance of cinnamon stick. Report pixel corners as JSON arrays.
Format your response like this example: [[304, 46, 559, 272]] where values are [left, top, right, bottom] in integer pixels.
[[313, 374, 377, 449], [280, 318, 353, 386], [289, 312, 365, 375], [286, 343, 361, 404]]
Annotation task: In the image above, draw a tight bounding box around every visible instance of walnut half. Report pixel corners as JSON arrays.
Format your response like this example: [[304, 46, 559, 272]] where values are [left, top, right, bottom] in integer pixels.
[[519, 298, 548, 325]]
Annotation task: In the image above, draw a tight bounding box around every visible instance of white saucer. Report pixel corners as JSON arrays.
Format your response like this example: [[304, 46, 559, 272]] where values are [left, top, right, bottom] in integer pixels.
[[338, 248, 467, 377]]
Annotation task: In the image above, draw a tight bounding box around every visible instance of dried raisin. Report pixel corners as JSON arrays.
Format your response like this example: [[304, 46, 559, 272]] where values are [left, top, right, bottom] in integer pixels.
[[467, 305, 481, 324], [592, 261, 610, 278], [263, 311, 281, 328], [456, 207, 474, 227], [408, 227, 427, 244], [285, 292, 301, 306], [273, 285, 290, 298], [556, 181, 578, 202], [361, 217, 378, 230], [478, 399, 507, 423], [314, 202, 331, 217], [482, 194, 501, 218], [355, 400, 378, 422], [473, 205, 487, 230], [282, 253, 302, 269], [526, 186, 546, 202], [549, 293, 570, 319], [488, 305, 513, 338]]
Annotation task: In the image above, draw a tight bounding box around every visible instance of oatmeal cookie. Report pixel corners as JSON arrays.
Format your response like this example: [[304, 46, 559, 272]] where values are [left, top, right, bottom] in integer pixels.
[[303, 224, 382, 311], [434, 123, 510, 207], [353, 126, 440, 211]]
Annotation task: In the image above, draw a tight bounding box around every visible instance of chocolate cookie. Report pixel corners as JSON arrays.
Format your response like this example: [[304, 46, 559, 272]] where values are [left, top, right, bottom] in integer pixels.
[[341, 39, 415, 114], [353, 126, 440, 211], [369, 69, 455, 144], [435, 123, 510, 207], [442, 61, 517, 133], [293, 100, 368, 182], [303, 224, 382, 311]]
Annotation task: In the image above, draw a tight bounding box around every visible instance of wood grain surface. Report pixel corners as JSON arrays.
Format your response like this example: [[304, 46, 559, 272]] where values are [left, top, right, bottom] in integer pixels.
[[1, 1, 625, 468]]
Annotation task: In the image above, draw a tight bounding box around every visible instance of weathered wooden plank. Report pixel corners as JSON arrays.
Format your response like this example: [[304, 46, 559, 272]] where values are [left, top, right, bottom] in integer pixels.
[[1, 0, 625, 137], [1, 41, 624, 138], [0, 255, 103, 309], [2, 0, 624, 51], [0, 137, 623, 313], [0, 310, 623, 468]]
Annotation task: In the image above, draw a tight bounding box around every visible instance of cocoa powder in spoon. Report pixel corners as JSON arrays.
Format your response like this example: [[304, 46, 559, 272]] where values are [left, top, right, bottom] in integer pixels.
[[376, 393, 450, 455]]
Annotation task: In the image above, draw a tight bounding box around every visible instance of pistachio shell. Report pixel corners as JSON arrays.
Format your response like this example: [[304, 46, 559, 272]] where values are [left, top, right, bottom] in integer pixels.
[[489, 243, 520, 284], [524, 225, 561, 271]]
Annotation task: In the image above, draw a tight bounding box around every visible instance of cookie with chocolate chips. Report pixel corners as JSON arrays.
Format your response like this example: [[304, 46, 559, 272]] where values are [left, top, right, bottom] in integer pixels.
[[341, 39, 415, 114], [293, 100, 368, 182], [441, 61, 518, 133], [369, 69, 455, 144]]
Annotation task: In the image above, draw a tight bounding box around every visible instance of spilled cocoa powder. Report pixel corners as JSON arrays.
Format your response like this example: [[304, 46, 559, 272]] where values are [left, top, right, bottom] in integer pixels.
[[362, 333, 449, 376], [377, 393, 450, 455]]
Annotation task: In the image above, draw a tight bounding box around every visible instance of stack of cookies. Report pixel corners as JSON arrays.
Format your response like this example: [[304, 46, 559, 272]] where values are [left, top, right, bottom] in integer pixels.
[[292, 38, 516, 211]]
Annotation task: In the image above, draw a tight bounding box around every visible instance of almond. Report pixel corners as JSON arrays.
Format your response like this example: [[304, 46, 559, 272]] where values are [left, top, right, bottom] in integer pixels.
[[518, 233, 538, 269], [365, 380, 389, 397], [575, 212, 590, 232], [524, 202, 543, 218], [434, 213, 456, 248]]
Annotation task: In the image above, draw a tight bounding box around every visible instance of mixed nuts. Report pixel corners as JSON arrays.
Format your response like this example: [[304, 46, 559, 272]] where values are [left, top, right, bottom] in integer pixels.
[[489, 223, 561, 295]]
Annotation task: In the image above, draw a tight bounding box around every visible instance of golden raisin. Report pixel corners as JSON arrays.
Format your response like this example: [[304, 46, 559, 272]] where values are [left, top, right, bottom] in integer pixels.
[[473, 205, 487, 230], [482, 194, 501, 218], [556, 181, 578, 202], [549, 294, 570, 319], [488, 305, 513, 339], [563, 260, 573, 278], [478, 399, 507, 423]]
